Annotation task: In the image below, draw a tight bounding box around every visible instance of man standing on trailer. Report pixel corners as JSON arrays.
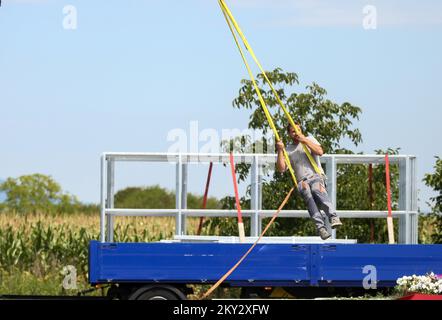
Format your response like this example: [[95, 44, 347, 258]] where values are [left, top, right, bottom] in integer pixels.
[[276, 123, 342, 240]]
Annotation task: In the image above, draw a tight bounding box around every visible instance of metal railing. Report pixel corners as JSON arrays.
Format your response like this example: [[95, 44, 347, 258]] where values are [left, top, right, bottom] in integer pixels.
[[100, 152, 418, 244]]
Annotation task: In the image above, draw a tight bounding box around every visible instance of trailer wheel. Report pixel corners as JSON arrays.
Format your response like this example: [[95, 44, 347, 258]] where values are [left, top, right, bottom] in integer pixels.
[[129, 285, 186, 300]]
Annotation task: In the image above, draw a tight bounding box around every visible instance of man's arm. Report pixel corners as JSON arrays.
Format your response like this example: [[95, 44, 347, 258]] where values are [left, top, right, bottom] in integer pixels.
[[297, 134, 324, 156], [276, 141, 287, 173]]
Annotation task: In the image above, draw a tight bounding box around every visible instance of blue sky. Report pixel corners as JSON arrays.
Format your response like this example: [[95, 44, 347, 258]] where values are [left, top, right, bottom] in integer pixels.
[[1, 0, 441, 212]]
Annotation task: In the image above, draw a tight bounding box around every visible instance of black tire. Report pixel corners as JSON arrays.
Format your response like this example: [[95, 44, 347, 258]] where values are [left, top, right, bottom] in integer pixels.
[[129, 286, 185, 300]]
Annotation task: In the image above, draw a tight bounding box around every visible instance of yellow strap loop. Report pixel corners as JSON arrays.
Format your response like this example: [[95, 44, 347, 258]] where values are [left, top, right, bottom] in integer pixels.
[[219, 0, 324, 177], [219, 2, 298, 187]]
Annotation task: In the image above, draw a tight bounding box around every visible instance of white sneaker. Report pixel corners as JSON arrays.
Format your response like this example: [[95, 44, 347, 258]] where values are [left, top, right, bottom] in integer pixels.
[[330, 217, 342, 229], [318, 227, 331, 240]]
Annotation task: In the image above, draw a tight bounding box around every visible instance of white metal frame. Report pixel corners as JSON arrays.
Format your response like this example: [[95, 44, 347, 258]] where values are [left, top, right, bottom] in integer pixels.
[[100, 152, 418, 244]]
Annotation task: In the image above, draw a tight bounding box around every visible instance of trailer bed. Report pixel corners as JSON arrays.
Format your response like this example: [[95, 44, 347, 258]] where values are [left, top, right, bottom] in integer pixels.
[[89, 240, 442, 288]]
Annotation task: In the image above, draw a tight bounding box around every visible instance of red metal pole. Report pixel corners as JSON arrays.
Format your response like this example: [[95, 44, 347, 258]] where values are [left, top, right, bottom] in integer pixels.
[[196, 162, 213, 235], [229, 153, 245, 241]]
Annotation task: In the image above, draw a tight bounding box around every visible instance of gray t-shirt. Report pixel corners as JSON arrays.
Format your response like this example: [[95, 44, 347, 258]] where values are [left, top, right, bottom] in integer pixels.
[[286, 136, 324, 181]]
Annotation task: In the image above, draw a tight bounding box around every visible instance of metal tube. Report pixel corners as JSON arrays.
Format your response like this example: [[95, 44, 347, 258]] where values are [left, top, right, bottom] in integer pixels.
[[100, 154, 106, 243], [175, 155, 182, 236], [106, 159, 115, 242], [405, 157, 411, 244], [398, 158, 407, 243], [325, 156, 337, 238], [250, 155, 259, 237], [411, 157, 418, 244], [257, 162, 263, 235], [105, 208, 413, 218], [98, 152, 418, 243], [181, 162, 188, 235]]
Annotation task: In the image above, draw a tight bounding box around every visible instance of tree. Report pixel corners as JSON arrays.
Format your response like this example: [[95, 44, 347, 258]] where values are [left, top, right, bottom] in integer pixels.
[[335, 148, 400, 243], [115, 185, 219, 210], [0, 174, 79, 215], [229, 68, 362, 154], [205, 68, 400, 243], [115, 186, 176, 209], [424, 157, 442, 214], [423, 156, 442, 243]]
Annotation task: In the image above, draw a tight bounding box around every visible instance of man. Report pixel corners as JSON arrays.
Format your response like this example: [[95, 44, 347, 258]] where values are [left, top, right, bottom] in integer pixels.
[[276, 123, 342, 240]]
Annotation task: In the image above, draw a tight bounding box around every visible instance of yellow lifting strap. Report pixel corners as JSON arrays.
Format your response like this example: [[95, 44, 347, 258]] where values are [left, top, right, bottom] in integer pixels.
[[219, 2, 297, 187], [219, 0, 324, 179]]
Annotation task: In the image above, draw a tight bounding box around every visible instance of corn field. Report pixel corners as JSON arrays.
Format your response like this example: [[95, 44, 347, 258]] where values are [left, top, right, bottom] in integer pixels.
[[0, 211, 437, 296], [0, 211, 437, 274], [0, 212, 208, 295]]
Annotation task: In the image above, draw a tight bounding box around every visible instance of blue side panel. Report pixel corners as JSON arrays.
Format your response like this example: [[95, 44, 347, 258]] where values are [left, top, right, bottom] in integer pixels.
[[317, 244, 442, 287], [89, 241, 442, 287], [89, 241, 310, 285]]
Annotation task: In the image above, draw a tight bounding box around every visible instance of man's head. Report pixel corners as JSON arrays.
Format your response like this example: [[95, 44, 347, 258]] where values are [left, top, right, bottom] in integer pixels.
[[286, 123, 303, 142]]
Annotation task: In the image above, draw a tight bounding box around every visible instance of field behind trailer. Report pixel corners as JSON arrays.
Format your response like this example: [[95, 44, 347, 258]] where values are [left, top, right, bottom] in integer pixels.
[[0, 211, 439, 298], [0, 212, 216, 297]]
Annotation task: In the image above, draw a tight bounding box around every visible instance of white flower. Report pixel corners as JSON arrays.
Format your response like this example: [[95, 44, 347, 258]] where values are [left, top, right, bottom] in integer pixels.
[[396, 273, 442, 295]]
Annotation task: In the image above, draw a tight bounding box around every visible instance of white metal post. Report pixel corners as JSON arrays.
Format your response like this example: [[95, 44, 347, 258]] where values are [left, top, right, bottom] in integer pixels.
[[398, 157, 410, 244], [410, 157, 418, 244], [258, 159, 263, 235], [100, 154, 106, 242], [181, 162, 188, 235], [405, 157, 411, 244], [325, 156, 337, 239], [250, 155, 259, 237], [175, 155, 183, 236], [106, 159, 115, 242]]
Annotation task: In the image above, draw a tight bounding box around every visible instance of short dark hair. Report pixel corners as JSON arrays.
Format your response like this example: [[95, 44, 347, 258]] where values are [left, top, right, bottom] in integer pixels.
[[286, 123, 293, 132], [286, 122, 302, 132]]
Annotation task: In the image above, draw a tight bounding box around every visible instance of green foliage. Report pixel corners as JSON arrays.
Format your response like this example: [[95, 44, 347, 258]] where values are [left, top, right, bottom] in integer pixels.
[[0, 221, 169, 276], [423, 157, 442, 243], [229, 68, 362, 155], [419, 214, 441, 244], [115, 185, 219, 210], [336, 148, 400, 211], [0, 222, 95, 275], [115, 185, 175, 209], [205, 195, 251, 236], [207, 68, 403, 243], [335, 148, 400, 243], [423, 157, 442, 214], [0, 222, 163, 296], [0, 268, 90, 296], [0, 174, 82, 215]]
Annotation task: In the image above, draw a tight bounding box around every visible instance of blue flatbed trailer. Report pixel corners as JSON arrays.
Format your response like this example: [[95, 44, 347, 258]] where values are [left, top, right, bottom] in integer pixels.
[[88, 241, 442, 299]]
